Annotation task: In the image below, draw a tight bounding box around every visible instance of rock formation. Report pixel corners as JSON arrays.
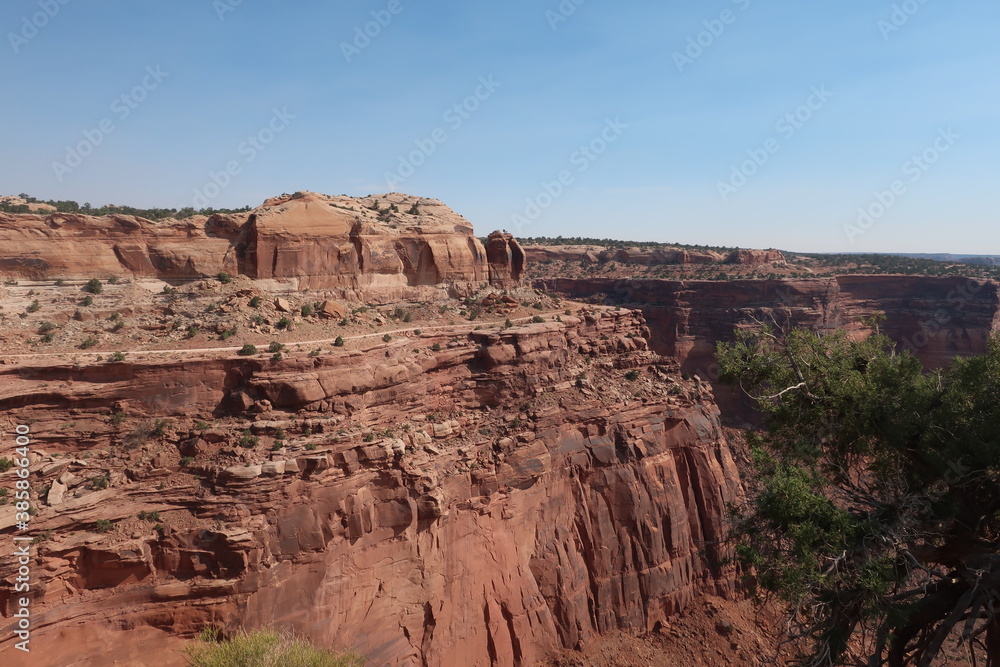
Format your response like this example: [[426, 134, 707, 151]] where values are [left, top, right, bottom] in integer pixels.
[[523, 245, 785, 267], [0, 191, 516, 295], [535, 276, 1000, 416], [0, 310, 739, 666]]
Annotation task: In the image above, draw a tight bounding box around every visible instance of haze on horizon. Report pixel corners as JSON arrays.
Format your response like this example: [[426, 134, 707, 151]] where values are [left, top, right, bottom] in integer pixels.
[[2, 0, 998, 255]]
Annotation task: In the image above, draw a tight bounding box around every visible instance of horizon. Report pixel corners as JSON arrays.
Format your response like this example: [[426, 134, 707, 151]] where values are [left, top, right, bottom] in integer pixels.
[[3, 1, 999, 254]]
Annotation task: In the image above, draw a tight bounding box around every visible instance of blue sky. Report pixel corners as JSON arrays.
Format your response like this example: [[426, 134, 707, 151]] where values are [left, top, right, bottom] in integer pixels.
[[2, 0, 998, 253]]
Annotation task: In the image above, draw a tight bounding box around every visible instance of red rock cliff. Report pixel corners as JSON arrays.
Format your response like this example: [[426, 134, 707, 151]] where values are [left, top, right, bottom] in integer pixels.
[[0, 191, 516, 293], [0, 310, 739, 666]]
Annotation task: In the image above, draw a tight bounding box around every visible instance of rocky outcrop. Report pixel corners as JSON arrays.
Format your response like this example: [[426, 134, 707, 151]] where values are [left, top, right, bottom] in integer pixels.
[[523, 245, 786, 267], [0, 311, 739, 666], [724, 249, 785, 265], [535, 276, 1000, 415], [0, 191, 517, 294], [484, 231, 525, 287]]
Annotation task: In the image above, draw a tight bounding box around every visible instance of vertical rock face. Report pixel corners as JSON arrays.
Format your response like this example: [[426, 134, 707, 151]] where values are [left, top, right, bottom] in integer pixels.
[[0, 191, 520, 293], [484, 231, 526, 287], [535, 275, 1000, 382], [0, 311, 739, 666]]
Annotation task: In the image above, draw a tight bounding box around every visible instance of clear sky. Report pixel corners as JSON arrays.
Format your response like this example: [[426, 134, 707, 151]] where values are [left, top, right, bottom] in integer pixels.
[[2, 0, 998, 253]]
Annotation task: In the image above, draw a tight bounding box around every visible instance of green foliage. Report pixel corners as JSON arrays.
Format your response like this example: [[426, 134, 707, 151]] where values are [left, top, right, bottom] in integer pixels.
[[238, 429, 259, 448], [363, 433, 374, 442], [334, 336, 344, 347], [38, 321, 56, 334], [382, 333, 392, 343], [276, 317, 292, 330], [195, 421, 210, 430], [407, 203, 420, 215], [249, 296, 262, 308], [81, 295, 93, 306], [217, 272, 232, 284], [79, 336, 98, 349], [0, 195, 251, 220], [719, 327, 1000, 666], [188, 622, 365, 666], [238, 343, 257, 356], [110, 411, 127, 426], [84, 278, 103, 294], [26, 299, 40, 313], [180, 456, 195, 466], [269, 341, 284, 353], [624, 370, 639, 381], [531, 315, 545, 323], [300, 304, 314, 317], [0, 458, 12, 473], [186, 325, 200, 339], [110, 351, 126, 362], [94, 519, 114, 533], [89, 474, 109, 490], [431, 343, 441, 352]]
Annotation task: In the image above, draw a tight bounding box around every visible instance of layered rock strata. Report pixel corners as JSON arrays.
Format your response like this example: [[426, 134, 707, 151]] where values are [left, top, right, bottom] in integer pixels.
[[0, 192, 523, 295], [0, 310, 739, 666]]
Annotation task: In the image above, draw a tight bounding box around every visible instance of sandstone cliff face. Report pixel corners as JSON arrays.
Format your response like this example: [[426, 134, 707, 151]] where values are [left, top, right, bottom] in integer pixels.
[[484, 232, 525, 287], [0, 311, 739, 666], [536, 276, 1000, 394], [523, 245, 785, 267], [0, 191, 513, 294]]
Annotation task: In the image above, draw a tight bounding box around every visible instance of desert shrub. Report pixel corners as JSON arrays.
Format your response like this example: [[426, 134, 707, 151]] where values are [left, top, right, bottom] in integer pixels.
[[238, 344, 257, 356], [238, 429, 259, 448], [81, 295, 93, 306], [195, 421, 210, 430], [217, 273, 232, 284], [625, 370, 639, 381], [334, 336, 344, 347], [276, 317, 292, 330], [84, 278, 103, 294], [38, 321, 56, 334], [80, 337, 98, 349], [269, 341, 284, 353], [382, 333, 392, 343], [95, 519, 114, 533], [0, 458, 13, 473], [110, 411, 127, 426], [26, 300, 40, 313], [180, 456, 195, 466], [111, 351, 126, 362], [532, 315, 545, 323], [186, 325, 200, 339], [300, 304, 313, 317], [431, 343, 441, 352], [249, 296, 262, 308]]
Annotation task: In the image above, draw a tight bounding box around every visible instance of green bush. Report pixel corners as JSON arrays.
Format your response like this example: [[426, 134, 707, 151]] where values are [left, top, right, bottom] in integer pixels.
[[532, 315, 545, 323], [80, 337, 98, 349], [0, 458, 13, 473], [301, 304, 313, 317], [95, 519, 114, 533], [111, 351, 127, 362], [27, 299, 41, 313], [186, 325, 200, 339], [276, 317, 292, 330], [431, 343, 441, 352], [238, 344, 257, 356], [38, 321, 56, 334], [238, 430, 259, 448], [334, 336, 344, 347], [217, 273, 232, 284], [84, 278, 103, 294], [180, 456, 195, 466], [249, 296, 262, 308], [81, 295, 93, 306], [625, 370, 639, 381], [382, 333, 392, 343], [269, 341, 284, 353]]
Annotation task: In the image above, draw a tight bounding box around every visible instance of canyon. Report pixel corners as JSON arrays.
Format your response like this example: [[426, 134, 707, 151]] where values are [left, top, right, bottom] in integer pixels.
[[1, 194, 998, 666]]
